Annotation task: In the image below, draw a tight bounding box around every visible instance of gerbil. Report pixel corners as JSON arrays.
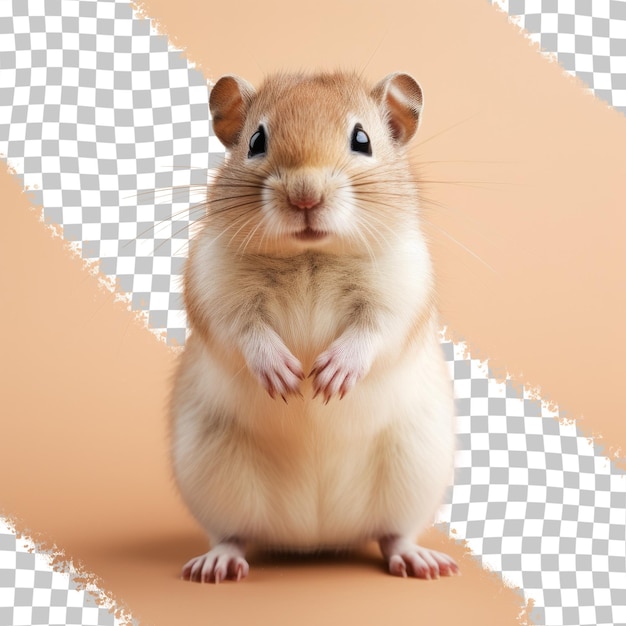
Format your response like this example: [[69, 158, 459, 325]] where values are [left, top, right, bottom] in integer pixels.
[[170, 70, 457, 582]]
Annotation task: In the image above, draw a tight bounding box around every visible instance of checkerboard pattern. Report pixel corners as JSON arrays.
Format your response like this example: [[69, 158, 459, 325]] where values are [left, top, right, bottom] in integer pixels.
[[1, 1, 625, 625], [437, 339, 626, 626], [0, 0, 226, 347], [0, 519, 131, 626], [491, 0, 626, 114]]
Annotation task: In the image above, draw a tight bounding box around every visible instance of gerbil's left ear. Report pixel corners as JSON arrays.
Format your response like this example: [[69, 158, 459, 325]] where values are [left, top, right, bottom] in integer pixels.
[[371, 73, 423, 145]]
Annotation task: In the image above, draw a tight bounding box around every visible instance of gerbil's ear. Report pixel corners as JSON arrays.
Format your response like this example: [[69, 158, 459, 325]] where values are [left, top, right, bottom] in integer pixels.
[[371, 73, 423, 145], [209, 75, 256, 149]]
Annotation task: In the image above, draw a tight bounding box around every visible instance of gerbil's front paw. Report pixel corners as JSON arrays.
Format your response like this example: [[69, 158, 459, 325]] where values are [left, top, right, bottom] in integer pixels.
[[245, 334, 304, 401], [181, 541, 249, 584], [310, 337, 373, 403]]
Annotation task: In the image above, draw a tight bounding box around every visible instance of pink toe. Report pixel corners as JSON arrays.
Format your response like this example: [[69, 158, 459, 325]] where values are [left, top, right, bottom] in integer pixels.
[[389, 555, 408, 578]]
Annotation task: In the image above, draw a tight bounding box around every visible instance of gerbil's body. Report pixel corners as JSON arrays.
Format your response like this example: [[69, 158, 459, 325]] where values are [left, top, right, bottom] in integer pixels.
[[171, 71, 457, 582]]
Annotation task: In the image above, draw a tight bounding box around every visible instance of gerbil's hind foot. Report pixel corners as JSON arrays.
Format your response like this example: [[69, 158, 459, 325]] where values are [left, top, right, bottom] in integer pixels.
[[181, 540, 249, 584], [379, 535, 459, 580]]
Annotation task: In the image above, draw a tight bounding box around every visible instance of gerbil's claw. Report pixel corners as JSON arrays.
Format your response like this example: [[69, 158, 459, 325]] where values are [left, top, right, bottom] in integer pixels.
[[281, 394, 288, 404], [182, 542, 249, 584], [380, 536, 459, 580], [262, 375, 276, 399], [310, 338, 372, 404], [389, 555, 408, 578], [248, 338, 304, 400]]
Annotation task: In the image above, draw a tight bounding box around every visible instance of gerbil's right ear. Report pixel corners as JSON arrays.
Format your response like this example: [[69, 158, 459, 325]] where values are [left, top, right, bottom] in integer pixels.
[[209, 75, 256, 149], [371, 73, 423, 145]]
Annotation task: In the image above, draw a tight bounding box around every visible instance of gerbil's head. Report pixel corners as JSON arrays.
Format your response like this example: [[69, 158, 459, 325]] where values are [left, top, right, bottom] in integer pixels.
[[207, 71, 424, 256]]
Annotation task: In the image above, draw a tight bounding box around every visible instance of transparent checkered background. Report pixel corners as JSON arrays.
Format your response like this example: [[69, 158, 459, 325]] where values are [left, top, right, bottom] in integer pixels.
[[1, 1, 625, 625], [0, 0, 226, 347], [437, 340, 626, 626], [491, 0, 626, 114], [0, 519, 132, 626]]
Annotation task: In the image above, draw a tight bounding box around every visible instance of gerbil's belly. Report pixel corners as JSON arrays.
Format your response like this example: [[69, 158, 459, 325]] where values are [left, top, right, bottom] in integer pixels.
[[172, 355, 455, 549], [172, 337, 455, 550], [262, 415, 452, 549]]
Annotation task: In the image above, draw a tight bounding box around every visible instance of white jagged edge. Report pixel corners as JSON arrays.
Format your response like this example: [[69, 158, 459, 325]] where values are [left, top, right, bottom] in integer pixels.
[[490, 0, 589, 76], [0, 1, 623, 624], [0, 1, 217, 350], [0, 3, 204, 623], [0, 517, 137, 626], [436, 331, 626, 624]]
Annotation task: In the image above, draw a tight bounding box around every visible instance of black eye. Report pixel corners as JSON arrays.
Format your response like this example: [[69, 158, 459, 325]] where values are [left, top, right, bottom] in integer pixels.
[[350, 124, 372, 156], [248, 125, 266, 158]]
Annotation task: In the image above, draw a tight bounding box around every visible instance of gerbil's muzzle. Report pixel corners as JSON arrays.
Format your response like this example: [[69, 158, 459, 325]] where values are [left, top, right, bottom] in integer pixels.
[[282, 168, 329, 213]]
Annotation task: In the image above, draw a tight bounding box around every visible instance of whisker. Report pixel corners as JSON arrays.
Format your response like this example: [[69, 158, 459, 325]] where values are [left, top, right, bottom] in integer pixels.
[[357, 207, 405, 247], [418, 201, 506, 256], [355, 188, 500, 270], [207, 192, 266, 205], [209, 172, 264, 189], [412, 114, 479, 152], [152, 220, 200, 253], [349, 185, 413, 198], [197, 212, 259, 255], [348, 170, 514, 190], [415, 159, 517, 166], [131, 200, 261, 255], [111, 157, 270, 263], [353, 194, 416, 216], [157, 164, 215, 170], [228, 212, 262, 251], [236, 204, 267, 255], [208, 198, 267, 218], [419, 179, 516, 189], [351, 205, 389, 257], [423, 220, 497, 273], [357, 33, 387, 82], [346, 165, 403, 185], [352, 218, 379, 268], [121, 201, 209, 249], [123, 202, 207, 246], [171, 240, 192, 260], [123, 184, 209, 202], [237, 216, 265, 257]]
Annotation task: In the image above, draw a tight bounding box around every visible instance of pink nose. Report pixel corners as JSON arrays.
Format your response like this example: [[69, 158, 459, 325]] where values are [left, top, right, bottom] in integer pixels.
[[289, 194, 322, 210]]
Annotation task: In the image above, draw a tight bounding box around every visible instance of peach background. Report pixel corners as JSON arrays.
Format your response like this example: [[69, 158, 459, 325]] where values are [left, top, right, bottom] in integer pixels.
[[1, 0, 625, 624]]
